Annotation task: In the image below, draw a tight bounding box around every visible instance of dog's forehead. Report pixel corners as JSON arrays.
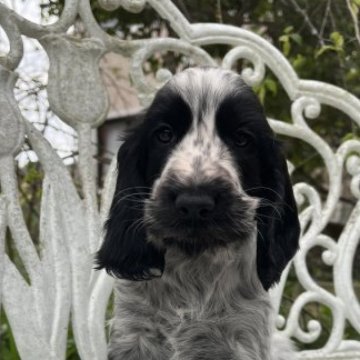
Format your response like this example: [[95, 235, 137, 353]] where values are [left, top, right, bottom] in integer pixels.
[[166, 67, 246, 124], [169, 67, 243, 92]]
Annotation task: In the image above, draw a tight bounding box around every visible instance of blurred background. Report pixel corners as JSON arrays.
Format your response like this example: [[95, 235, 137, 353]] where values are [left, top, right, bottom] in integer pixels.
[[0, 0, 359, 358]]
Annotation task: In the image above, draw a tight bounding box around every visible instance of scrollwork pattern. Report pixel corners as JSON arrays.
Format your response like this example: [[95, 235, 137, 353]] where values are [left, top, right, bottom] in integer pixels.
[[0, 1, 359, 359]]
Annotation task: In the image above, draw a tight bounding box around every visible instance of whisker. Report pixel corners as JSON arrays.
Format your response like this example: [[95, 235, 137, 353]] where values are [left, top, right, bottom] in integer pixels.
[[243, 186, 284, 200], [113, 192, 150, 205], [256, 198, 283, 219], [257, 229, 265, 244], [113, 186, 151, 197]]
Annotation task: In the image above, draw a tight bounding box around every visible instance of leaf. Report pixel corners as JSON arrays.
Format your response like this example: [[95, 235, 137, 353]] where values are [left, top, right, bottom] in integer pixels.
[[280, 31, 301, 55], [346, 67, 359, 81], [290, 33, 302, 45], [316, 31, 345, 58], [292, 54, 306, 69], [280, 36, 291, 56], [315, 45, 339, 58], [284, 25, 294, 34], [342, 133, 360, 142], [258, 86, 266, 104], [265, 78, 278, 96], [330, 32, 344, 48]]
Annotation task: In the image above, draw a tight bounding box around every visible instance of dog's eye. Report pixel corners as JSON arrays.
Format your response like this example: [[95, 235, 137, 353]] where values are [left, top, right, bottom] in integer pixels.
[[155, 126, 174, 144], [234, 130, 251, 147]]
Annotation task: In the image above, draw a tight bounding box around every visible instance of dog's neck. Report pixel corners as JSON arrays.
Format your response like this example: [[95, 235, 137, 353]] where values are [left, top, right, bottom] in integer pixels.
[[125, 230, 269, 315], [165, 233, 263, 292]]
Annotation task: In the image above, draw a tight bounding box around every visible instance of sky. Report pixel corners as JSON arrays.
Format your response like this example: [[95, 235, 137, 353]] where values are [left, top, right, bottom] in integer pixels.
[[0, 0, 78, 166]]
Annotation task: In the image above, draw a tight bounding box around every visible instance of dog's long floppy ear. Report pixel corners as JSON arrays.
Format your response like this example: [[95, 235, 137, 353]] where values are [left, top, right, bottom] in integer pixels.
[[96, 129, 165, 280], [255, 141, 300, 291]]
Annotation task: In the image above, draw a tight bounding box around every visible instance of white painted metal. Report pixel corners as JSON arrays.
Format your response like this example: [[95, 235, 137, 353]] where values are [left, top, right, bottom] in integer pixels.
[[0, 0, 359, 359]]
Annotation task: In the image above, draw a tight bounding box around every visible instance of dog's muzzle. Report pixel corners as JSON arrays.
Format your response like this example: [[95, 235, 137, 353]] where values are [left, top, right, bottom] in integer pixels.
[[145, 177, 256, 255]]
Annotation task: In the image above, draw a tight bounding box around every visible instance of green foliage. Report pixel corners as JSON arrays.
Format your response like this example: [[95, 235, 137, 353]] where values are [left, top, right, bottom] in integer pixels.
[[316, 32, 344, 58], [0, 309, 20, 360], [279, 26, 303, 57], [254, 76, 278, 104]]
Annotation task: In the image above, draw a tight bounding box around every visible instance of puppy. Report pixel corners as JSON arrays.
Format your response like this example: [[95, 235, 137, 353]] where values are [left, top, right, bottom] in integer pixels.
[[96, 67, 300, 360]]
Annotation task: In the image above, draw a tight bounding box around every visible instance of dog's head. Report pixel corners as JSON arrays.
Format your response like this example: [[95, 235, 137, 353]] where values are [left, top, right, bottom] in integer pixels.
[[96, 67, 300, 290]]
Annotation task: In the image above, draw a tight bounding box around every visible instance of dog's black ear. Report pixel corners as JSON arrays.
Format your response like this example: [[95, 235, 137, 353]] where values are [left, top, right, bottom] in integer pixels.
[[255, 141, 300, 290], [96, 129, 165, 280]]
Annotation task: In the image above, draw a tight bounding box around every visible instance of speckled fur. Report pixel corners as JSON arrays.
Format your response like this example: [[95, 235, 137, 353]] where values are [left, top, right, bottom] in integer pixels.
[[105, 68, 296, 360], [109, 233, 293, 360]]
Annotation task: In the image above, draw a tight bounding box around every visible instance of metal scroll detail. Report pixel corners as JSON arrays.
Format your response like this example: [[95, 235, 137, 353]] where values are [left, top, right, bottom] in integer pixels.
[[0, 1, 359, 359]]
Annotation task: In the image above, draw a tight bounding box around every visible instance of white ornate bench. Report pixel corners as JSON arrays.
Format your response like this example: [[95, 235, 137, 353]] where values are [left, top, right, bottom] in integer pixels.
[[0, 1, 359, 359]]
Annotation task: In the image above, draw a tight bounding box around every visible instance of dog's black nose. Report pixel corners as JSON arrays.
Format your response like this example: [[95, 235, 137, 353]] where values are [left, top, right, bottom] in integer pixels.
[[175, 193, 215, 219]]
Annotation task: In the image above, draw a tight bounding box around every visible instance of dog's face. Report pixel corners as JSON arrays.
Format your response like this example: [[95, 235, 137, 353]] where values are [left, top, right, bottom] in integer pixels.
[[96, 68, 300, 290], [145, 69, 261, 255]]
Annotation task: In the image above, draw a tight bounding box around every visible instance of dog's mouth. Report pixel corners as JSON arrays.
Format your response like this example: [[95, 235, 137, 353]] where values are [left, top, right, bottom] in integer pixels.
[[144, 184, 257, 255]]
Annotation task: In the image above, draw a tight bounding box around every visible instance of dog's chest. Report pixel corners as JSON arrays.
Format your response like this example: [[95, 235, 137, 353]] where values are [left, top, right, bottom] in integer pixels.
[[113, 251, 272, 360], [144, 253, 266, 324], [144, 260, 271, 359]]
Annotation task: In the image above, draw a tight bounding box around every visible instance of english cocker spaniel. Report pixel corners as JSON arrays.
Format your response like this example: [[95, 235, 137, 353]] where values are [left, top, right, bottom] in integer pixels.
[[96, 67, 300, 360]]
